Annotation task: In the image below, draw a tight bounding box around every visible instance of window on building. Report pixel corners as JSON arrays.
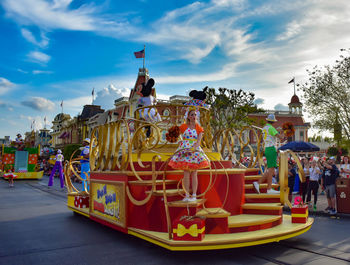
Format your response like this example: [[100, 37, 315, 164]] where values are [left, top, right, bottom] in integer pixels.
[[163, 109, 170, 116], [300, 131, 304, 141]]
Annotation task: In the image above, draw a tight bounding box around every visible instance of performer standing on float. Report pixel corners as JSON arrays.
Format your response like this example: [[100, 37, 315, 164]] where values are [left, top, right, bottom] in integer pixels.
[[183, 90, 208, 126], [48, 149, 64, 188], [80, 138, 90, 191], [253, 114, 285, 194], [168, 108, 210, 202]]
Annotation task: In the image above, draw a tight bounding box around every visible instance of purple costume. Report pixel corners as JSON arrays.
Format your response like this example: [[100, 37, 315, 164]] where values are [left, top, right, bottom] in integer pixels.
[[48, 153, 64, 188]]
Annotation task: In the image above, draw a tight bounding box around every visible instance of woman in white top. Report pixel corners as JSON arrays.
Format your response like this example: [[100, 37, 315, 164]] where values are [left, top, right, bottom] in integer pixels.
[[339, 156, 350, 178], [306, 160, 321, 210], [301, 157, 310, 203]]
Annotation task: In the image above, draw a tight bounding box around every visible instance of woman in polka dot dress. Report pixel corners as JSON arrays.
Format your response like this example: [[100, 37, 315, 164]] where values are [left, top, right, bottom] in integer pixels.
[[168, 109, 210, 202]]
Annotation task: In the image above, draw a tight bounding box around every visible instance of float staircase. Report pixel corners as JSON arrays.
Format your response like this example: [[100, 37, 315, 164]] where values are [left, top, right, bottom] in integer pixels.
[[127, 166, 285, 237]]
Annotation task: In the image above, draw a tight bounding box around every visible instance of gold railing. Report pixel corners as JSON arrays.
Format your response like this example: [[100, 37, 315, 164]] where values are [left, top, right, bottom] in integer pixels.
[[279, 150, 305, 208], [66, 104, 266, 204], [88, 105, 265, 173]]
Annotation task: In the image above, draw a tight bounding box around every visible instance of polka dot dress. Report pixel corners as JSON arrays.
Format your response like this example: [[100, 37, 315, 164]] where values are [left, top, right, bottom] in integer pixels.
[[169, 127, 210, 170]]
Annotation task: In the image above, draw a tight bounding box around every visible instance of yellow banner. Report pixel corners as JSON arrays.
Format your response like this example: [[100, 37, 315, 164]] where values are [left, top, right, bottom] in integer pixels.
[[91, 181, 126, 228]]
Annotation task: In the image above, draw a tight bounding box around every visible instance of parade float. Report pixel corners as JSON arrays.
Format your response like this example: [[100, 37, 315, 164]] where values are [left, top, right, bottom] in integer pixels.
[[1, 143, 43, 180], [64, 102, 313, 251]]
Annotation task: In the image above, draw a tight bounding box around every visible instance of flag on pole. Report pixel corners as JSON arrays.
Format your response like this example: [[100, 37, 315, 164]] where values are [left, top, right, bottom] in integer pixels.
[[92, 88, 95, 97], [134, 49, 145, 58], [44, 116, 47, 123], [288, 77, 295, 84], [60, 100, 63, 107]]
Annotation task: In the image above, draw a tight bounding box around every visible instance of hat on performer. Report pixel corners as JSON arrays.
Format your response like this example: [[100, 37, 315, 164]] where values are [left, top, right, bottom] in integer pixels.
[[266, 114, 277, 122], [57, 149, 62, 154], [83, 138, 90, 144]]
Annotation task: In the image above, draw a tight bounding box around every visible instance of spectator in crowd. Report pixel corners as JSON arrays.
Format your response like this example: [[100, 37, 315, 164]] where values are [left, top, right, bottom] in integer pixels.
[[321, 157, 340, 215], [306, 159, 321, 211], [301, 157, 310, 203], [339, 156, 350, 178], [288, 160, 296, 202]]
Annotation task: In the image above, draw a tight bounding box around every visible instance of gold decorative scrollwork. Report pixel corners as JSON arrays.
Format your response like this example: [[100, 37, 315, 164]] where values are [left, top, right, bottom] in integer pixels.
[[279, 150, 305, 208]]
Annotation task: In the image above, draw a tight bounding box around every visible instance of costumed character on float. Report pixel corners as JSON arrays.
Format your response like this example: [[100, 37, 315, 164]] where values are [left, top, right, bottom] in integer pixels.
[[48, 149, 65, 188], [80, 138, 90, 191], [168, 107, 210, 202], [184, 89, 208, 125], [4, 167, 17, 187], [15, 133, 24, 150], [136, 78, 161, 137]]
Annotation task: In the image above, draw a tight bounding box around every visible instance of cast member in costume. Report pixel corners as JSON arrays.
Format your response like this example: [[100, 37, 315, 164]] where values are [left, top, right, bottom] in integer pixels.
[[253, 114, 285, 194], [184, 89, 208, 125], [137, 78, 161, 123], [4, 168, 17, 187], [80, 138, 90, 191], [48, 149, 64, 188], [168, 108, 210, 202]]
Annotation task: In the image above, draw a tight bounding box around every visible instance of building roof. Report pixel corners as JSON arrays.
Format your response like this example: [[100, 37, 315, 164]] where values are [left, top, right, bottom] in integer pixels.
[[53, 113, 71, 122], [79, 105, 104, 120], [290, 94, 301, 104], [248, 113, 310, 128]]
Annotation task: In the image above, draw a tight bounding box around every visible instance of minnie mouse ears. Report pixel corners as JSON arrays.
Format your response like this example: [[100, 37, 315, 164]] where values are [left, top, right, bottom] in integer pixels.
[[139, 78, 155, 97], [145, 78, 155, 90], [189, 89, 206, 100]]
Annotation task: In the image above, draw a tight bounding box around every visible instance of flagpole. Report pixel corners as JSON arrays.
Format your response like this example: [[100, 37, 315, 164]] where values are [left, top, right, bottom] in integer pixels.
[[143, 44, 146, 70], [293, 77, 296, 95], [92, 87, 94, 105]]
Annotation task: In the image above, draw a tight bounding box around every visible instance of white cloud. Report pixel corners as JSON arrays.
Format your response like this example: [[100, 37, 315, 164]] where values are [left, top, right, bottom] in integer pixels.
[[274, 103, 289, 111], [254, 98, 264, 105], [0, 77, 15, 95], [2, 0, 133, 33], [0, 100, 13, 111], [21, 97, 55, 111], [32, 70, 53, 74], [94, 84, 130, 110], [63, 96, 92, 113], [21, 28, 49, 47], [17, 68, 29, 74], [19, 114, 45, 131], [28, 51, 51, 64]]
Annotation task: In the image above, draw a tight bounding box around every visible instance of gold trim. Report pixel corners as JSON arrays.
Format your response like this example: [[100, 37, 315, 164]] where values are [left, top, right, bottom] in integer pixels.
[[128, 216, 313, 251], [67, 206, 90, 218], [292, 213, 308, 218], [228, 215, 281, 228], [196, 208, 230, 218]]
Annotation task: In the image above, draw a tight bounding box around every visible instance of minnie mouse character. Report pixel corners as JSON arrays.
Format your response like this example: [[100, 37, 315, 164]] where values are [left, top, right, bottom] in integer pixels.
[[184, 89, 209, 125], [136, 78, 161, 122]]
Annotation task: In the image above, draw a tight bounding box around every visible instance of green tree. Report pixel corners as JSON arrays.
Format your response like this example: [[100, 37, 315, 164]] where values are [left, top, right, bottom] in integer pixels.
[[63, 144, 82, 161], [203, 86, 264, 132], [300, 48, 350, 140]]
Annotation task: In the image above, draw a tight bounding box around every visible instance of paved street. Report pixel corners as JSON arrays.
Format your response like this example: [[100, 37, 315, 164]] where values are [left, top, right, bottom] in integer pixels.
[[1, 177, 350, 265]]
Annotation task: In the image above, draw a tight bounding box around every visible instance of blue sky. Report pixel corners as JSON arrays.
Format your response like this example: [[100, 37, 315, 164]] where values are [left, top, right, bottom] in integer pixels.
[[1, 0, 350, 139]]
